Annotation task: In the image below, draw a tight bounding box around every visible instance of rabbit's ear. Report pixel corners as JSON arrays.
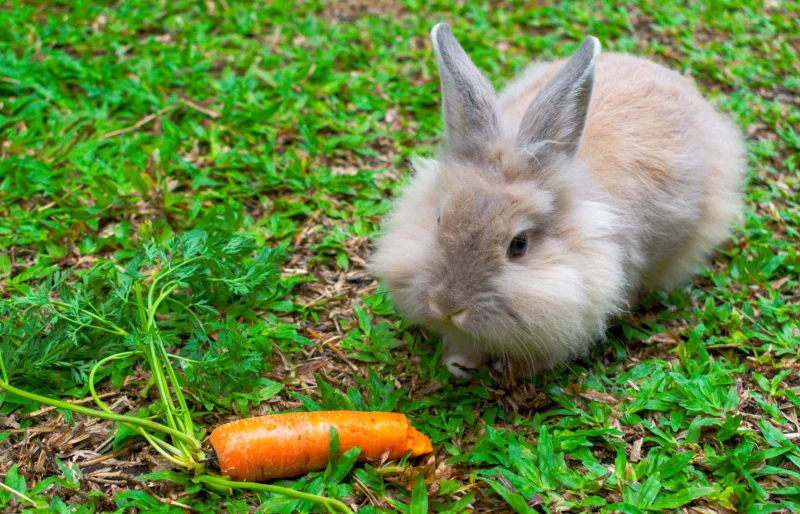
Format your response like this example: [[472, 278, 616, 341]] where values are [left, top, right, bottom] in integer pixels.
[[432, 23, 501, 160], [516, 37, 600, 165]]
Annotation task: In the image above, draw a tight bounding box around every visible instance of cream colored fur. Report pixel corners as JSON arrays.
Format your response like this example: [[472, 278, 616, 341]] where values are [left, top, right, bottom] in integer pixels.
[[370, 25, 746, 378]]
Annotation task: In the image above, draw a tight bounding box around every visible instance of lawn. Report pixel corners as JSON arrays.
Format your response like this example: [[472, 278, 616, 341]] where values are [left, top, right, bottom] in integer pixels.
[[1, 0, 798, 512]]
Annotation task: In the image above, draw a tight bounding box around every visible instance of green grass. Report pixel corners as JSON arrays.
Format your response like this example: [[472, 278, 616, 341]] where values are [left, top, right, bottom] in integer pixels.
[[1, 0, 798, 512]]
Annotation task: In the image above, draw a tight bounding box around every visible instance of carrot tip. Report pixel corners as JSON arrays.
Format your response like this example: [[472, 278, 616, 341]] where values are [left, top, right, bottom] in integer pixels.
[[408, 426, 433, 457]]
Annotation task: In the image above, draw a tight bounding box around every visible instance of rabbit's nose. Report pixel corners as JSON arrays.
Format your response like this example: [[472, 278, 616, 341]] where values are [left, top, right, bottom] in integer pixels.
[[427, 289, 468, 323], [449, 307, 468, 322], [449, 308, 470, 328]]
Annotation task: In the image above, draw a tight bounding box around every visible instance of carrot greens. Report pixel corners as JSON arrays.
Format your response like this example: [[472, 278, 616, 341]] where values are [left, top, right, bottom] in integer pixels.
[[0, 229, 353, 513]]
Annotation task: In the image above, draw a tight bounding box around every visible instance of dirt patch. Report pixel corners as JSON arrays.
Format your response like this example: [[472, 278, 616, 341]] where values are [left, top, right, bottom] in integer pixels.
[[322, 0, 407, 23]]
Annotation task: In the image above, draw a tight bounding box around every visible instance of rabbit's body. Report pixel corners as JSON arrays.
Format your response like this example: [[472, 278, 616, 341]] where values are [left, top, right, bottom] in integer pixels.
[[501, 53, 744, 293], [370, 26, 745, 377]]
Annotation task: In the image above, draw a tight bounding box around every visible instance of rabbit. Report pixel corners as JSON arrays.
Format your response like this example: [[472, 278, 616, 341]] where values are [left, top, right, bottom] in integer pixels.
[[369, 23, 746, 378]]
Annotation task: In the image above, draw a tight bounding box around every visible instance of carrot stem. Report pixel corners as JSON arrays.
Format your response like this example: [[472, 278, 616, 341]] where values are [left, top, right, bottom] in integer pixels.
[[0, 373, 199, 450], [155, 334, 194, 444], [86, 351, 189, 463], [135, 283, 149, 329], [139, 431, 190, 468], [0, 354, 8, 383], [375, 466, 404, 474], [88, 351, 138, 414], [146, 256, 203, 311], [140, 277, 200, 465], [165, 352, 197, 363], [149, 282, 180, 320], [164, 297, 205, 332], [49, 308, 129, 337], [147, 335, 179, 431], [194, 475, 355, 514], [49, 301, 129, 336]]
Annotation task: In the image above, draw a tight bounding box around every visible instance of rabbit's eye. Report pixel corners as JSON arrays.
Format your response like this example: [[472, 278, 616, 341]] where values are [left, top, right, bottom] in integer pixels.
[[437, 216, 441, 226], [508, 233, 528, 258]]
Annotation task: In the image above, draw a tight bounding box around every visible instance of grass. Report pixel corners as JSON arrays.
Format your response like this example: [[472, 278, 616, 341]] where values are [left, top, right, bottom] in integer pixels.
[[0, 0, 798, 512]]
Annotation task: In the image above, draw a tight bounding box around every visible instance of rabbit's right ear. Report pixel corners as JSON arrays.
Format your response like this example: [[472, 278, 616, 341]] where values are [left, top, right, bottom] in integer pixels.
[[432, 23, 501, 161], [516, 36, 600, 169]]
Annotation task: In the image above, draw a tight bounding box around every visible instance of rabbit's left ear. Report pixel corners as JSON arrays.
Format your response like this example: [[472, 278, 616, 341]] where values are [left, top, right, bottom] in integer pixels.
[[432, 23, 501, 160], [516, 36, 600, 164]]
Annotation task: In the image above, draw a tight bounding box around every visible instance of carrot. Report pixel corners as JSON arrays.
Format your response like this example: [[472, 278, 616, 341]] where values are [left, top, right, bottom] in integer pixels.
[[209, 411, 433, 482]]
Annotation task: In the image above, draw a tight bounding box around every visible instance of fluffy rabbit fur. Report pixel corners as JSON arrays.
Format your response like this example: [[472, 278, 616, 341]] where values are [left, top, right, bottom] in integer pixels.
[[370, 24, 745, 378]]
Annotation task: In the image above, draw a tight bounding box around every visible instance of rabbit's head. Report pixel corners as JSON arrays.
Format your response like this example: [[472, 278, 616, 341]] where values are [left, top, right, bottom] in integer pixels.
[[370, 24, 626, 372]]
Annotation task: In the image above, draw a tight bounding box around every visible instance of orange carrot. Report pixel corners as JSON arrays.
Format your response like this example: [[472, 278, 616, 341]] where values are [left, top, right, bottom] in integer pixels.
[[208, 411, 433, 482]]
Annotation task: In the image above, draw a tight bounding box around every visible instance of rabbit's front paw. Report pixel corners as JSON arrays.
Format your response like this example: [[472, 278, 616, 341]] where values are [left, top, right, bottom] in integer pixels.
[[442, 336, 485, 378]]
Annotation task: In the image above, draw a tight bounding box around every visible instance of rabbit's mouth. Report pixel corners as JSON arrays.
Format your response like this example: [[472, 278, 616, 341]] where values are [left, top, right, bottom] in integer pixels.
[[426, 314, 469, 334], [423, 289, 473, 329], [425, 316, 466, 335], [449, 308, 470, 329], [433, 308, 471, 332]]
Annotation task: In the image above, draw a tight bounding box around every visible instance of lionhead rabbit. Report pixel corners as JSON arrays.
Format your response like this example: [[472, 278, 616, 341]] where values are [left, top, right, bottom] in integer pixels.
[[370, 24, 745, 378]]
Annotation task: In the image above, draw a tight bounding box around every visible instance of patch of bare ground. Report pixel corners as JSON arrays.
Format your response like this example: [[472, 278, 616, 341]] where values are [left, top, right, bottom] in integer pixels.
[[322, 0, 407, 23]]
